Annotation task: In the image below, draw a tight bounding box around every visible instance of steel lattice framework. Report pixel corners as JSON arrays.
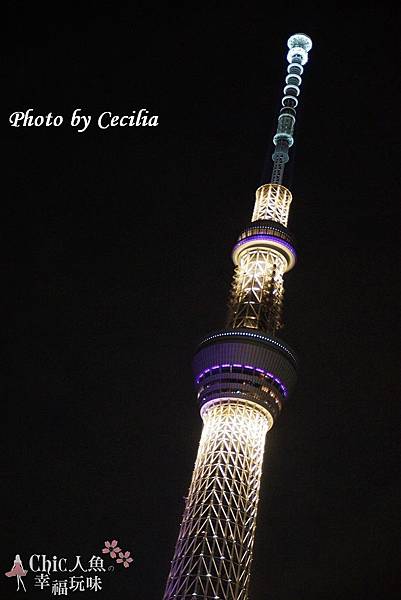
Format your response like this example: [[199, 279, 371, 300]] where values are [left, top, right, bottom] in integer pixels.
[[164, 401, 271, 600], [162, 34, 312, 600], [251, 183, 292, 226], [228, 248, 286, 335]]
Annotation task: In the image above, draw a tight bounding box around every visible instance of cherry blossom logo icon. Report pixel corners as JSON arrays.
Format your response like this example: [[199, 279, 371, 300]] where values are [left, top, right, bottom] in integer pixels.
[[116, 551, 133, 568], [101, 539, 133, 569], [102, 540, 121, 559]]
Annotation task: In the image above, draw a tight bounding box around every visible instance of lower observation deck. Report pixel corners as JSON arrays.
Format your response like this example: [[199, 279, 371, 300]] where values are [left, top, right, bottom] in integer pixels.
[[193, 328, 297, 425]]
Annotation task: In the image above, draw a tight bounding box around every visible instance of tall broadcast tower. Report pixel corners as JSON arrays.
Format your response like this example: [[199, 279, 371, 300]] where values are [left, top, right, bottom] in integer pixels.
[[163, 33, 312, 600]]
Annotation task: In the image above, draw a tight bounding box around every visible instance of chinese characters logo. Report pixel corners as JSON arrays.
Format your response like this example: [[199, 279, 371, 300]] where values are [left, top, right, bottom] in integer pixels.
[[4, 539, 132, 594]]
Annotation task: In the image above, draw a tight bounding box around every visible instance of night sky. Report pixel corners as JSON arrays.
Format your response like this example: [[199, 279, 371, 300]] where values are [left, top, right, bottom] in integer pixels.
[[3, 4, 400, 599]]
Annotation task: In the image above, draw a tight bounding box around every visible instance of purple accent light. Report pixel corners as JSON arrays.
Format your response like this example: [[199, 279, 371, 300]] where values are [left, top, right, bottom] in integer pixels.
[[195, 363, 288, 397], [233, 234, 296, 257]]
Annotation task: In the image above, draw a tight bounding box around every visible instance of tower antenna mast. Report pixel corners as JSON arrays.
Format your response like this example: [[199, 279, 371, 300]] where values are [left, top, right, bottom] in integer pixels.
[[271, 33, 312, 184]]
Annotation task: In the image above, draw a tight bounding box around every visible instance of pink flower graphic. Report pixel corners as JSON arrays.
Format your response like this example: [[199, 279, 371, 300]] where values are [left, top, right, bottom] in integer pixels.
[[102, 540, 121, 559], [116, 551, 133, 568]]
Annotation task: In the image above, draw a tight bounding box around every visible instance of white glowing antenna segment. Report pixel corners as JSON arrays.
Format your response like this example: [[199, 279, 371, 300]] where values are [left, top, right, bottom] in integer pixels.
[[271, 33, 312, 184]]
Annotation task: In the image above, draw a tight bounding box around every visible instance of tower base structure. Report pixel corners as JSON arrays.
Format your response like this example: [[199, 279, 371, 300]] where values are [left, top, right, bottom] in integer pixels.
[[163, 399, 270, 600]]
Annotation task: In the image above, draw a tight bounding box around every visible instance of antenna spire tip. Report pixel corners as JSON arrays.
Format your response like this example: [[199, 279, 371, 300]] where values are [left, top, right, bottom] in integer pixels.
[[287, 33, 313, 52]]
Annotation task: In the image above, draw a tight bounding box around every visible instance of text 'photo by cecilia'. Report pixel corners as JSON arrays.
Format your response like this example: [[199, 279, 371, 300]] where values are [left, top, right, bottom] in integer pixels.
[[4, 4, 400, 600]]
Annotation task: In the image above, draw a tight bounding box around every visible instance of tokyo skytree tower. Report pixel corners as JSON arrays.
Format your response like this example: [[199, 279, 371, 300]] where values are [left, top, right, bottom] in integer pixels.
[[163, 34, 313, 600]]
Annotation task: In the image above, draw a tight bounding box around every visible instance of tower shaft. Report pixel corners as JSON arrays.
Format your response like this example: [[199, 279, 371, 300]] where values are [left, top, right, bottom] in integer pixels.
[[228, 245, 286, 334], [228, 183, 294, 335], [163, 34, 312, 600], [163, 401, 270, 600]]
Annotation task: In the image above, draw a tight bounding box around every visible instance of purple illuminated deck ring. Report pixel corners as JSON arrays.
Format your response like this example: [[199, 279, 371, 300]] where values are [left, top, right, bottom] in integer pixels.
[[195, 362, 288, 397], [232, 234, 296, 271]]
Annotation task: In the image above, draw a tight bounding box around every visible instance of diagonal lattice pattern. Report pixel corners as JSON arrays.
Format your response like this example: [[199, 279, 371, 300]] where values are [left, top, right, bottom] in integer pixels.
[[251, 184, 292, 226], [228, 248, 286, 335], [163, 400, 271, 600]]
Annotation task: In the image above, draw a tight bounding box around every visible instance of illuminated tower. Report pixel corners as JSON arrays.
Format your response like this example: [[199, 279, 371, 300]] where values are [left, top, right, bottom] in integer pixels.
[[163, 34, 312, 600]]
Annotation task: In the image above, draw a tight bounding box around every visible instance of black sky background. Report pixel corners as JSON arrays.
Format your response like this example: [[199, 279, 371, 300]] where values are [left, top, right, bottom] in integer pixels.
[[3, 3, 401, 599]]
